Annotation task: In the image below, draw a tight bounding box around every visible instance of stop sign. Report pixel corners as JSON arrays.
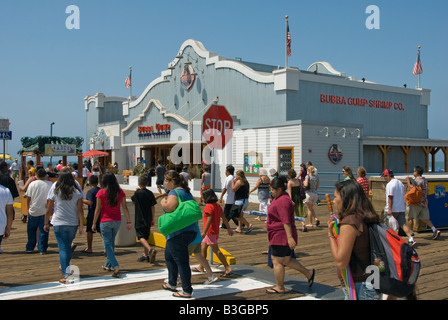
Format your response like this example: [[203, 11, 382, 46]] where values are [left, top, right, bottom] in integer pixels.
[[202, 105, 233, 149]]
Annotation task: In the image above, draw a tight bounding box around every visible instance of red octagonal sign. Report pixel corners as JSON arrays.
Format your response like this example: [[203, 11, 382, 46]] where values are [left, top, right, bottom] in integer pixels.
[[202, 105, 233, 149]]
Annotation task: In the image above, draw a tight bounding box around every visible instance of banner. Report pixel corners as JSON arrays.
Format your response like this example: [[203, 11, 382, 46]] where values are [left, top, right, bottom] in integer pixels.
[[45, 144, 77, 156]]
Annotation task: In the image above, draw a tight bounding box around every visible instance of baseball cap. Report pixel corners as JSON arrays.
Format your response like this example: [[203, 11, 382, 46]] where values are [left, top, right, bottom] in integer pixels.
[[381, 169, 393, 177]]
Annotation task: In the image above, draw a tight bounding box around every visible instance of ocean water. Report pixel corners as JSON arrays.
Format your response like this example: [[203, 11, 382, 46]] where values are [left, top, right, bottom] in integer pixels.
[[430, 161, 445, 172], [4, 156, 83, 168]]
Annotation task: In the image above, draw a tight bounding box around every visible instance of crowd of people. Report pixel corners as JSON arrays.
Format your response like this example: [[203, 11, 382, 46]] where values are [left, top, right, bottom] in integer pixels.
[[0, 158, 443, 299]]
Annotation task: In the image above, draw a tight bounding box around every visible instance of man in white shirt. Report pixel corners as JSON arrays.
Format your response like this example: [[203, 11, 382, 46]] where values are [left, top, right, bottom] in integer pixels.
[[24, 168, 53, 253], [382, 169, 415, 246], [219, 165, 238, 227], [82, 161, 90, 189], [10, 159, 20, 181], [0, 184, 14, 253]]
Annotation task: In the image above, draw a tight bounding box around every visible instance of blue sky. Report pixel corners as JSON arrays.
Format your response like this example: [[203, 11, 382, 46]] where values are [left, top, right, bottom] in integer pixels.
[[0, 0, 447, 161]]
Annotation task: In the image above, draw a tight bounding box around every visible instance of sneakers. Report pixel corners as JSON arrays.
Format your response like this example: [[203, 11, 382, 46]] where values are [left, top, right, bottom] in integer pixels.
[[203, 274, 219, 285], [137, 255, 149, 262], [408, 239, 416, 247], [433, 229, 441, 240], [149, 248, 157, 264], [137, 249, 157, 263]]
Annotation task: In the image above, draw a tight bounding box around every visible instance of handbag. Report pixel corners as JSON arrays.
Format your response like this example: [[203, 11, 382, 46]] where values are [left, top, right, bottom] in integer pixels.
[[158, 189, 202, 236]]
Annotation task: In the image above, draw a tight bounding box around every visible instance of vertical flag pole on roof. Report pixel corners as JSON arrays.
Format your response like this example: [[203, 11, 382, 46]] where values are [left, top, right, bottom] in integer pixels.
[[413, 46, 423, 88], [125, 66, 132, 101], [285, 15, 291, 68]]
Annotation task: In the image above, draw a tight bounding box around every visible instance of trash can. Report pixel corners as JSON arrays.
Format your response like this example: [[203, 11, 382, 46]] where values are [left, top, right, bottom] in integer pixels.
[[427, 178, 448, 228], [115, 199, 136, 247]]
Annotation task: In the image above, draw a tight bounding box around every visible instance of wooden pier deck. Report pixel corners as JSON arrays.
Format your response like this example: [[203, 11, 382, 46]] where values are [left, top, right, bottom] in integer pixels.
[[1, 187, 447, 301]]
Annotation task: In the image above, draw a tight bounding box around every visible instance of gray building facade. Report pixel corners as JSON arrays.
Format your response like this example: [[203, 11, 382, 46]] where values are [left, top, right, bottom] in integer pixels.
[[85, 39, 448, 189]]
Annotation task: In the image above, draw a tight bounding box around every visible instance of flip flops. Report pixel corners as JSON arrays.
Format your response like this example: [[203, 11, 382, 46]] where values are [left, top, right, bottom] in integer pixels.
[[162, 283, 178, 292], [266, 288, 289, 294], [308, 269, 315, 288], [244, 227, 254, 234], [173, 291, 192, 298], [220, 272, 233, 278]]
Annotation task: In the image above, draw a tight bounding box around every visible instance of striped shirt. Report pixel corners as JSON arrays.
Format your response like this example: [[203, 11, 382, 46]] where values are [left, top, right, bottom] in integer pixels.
[[356, 177, 369, 195]]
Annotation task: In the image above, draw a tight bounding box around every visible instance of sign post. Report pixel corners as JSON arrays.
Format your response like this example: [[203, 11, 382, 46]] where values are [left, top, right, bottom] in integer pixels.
[[202, 105, 233, 195], [0, 118, 11, 162]]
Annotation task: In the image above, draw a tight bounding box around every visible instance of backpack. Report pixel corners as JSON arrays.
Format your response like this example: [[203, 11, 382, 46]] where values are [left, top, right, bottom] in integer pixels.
[[367, 223, 420, 297], [405, 186, 422, 205]]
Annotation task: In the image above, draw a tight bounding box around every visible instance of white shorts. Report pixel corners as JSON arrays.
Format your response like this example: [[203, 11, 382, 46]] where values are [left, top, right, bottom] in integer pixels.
[[304, 192, 318, 205], [259, 199, 268, 212]]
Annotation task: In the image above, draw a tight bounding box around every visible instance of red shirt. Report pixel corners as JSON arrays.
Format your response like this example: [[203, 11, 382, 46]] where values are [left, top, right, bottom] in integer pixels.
[[356, 177, 369, 195], [203, 203, 223, 235], [266, 192, 297, 246], [96, 188, 126, 223]]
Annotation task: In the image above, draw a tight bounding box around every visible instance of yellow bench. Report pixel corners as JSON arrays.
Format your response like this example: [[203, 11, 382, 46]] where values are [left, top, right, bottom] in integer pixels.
[[145, 232, 236, 265]]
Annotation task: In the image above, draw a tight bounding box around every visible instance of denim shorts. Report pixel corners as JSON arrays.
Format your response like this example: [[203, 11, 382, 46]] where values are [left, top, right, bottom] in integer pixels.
[[342, 281, 381, 300]]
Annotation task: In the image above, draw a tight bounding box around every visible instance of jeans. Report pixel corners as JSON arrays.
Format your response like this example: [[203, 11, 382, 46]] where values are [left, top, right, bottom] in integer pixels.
[[26, 215, 49, 253], [342, 281, 381, 300], [100, 221, 121, 270], [165, 230, 197, 295], [53, 225, 78, 278]]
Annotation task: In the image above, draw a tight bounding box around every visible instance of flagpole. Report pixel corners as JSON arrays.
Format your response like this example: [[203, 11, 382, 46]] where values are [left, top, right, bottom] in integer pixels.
[[285, 15, 288, 68], [417, 46, 421, 89], [129, 66, 132, 100]]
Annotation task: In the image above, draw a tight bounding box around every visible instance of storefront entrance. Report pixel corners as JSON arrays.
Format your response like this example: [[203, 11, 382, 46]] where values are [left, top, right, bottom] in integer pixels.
[[140, 143, 207, 171]]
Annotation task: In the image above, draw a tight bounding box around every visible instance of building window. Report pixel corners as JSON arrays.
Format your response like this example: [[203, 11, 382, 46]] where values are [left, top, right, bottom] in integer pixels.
[[278, 147, 294, 177]]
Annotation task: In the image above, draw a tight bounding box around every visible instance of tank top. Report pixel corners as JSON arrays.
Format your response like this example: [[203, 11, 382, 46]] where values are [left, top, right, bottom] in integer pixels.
[[258, 178, 270, 200], [306, 175, 319, 193], [235, 183, 249, 201], [202, 172, 211, 186], [338, 214, 370, 283]]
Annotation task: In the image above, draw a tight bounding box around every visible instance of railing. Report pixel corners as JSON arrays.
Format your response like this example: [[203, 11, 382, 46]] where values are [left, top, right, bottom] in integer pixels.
[[315, 172, 344, 203]]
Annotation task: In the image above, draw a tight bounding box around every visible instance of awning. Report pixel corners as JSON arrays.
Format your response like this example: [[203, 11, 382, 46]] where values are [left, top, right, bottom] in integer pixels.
[[82, 149, 109, 158]]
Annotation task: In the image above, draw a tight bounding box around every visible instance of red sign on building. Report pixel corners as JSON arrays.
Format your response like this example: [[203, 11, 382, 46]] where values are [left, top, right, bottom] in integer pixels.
[[202, 105, 233, 149]]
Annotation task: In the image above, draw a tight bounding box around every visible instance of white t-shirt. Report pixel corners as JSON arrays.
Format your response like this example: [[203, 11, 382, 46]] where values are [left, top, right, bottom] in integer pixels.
[[24, 179, 53, 216], [0, 185, 14, 235], [385, 178, 405, 213], [10, 162, 19, 171], [47, 180, 84, 199], [48, 188, 83, 226], [223, 174, 235, 204]]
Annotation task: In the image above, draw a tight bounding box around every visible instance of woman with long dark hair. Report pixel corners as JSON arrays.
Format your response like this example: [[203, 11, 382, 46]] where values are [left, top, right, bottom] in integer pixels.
[[92, 172, 131, 278], [44, 172, 84, 283], [328, 179, 380, 300], [231, 170, 253, 233]]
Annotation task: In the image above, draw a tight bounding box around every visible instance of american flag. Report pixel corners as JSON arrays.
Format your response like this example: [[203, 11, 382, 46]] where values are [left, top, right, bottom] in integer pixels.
[[125, 69, 132, 88], [413, 50, 422, 75], [286, 21, 291, 57]]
